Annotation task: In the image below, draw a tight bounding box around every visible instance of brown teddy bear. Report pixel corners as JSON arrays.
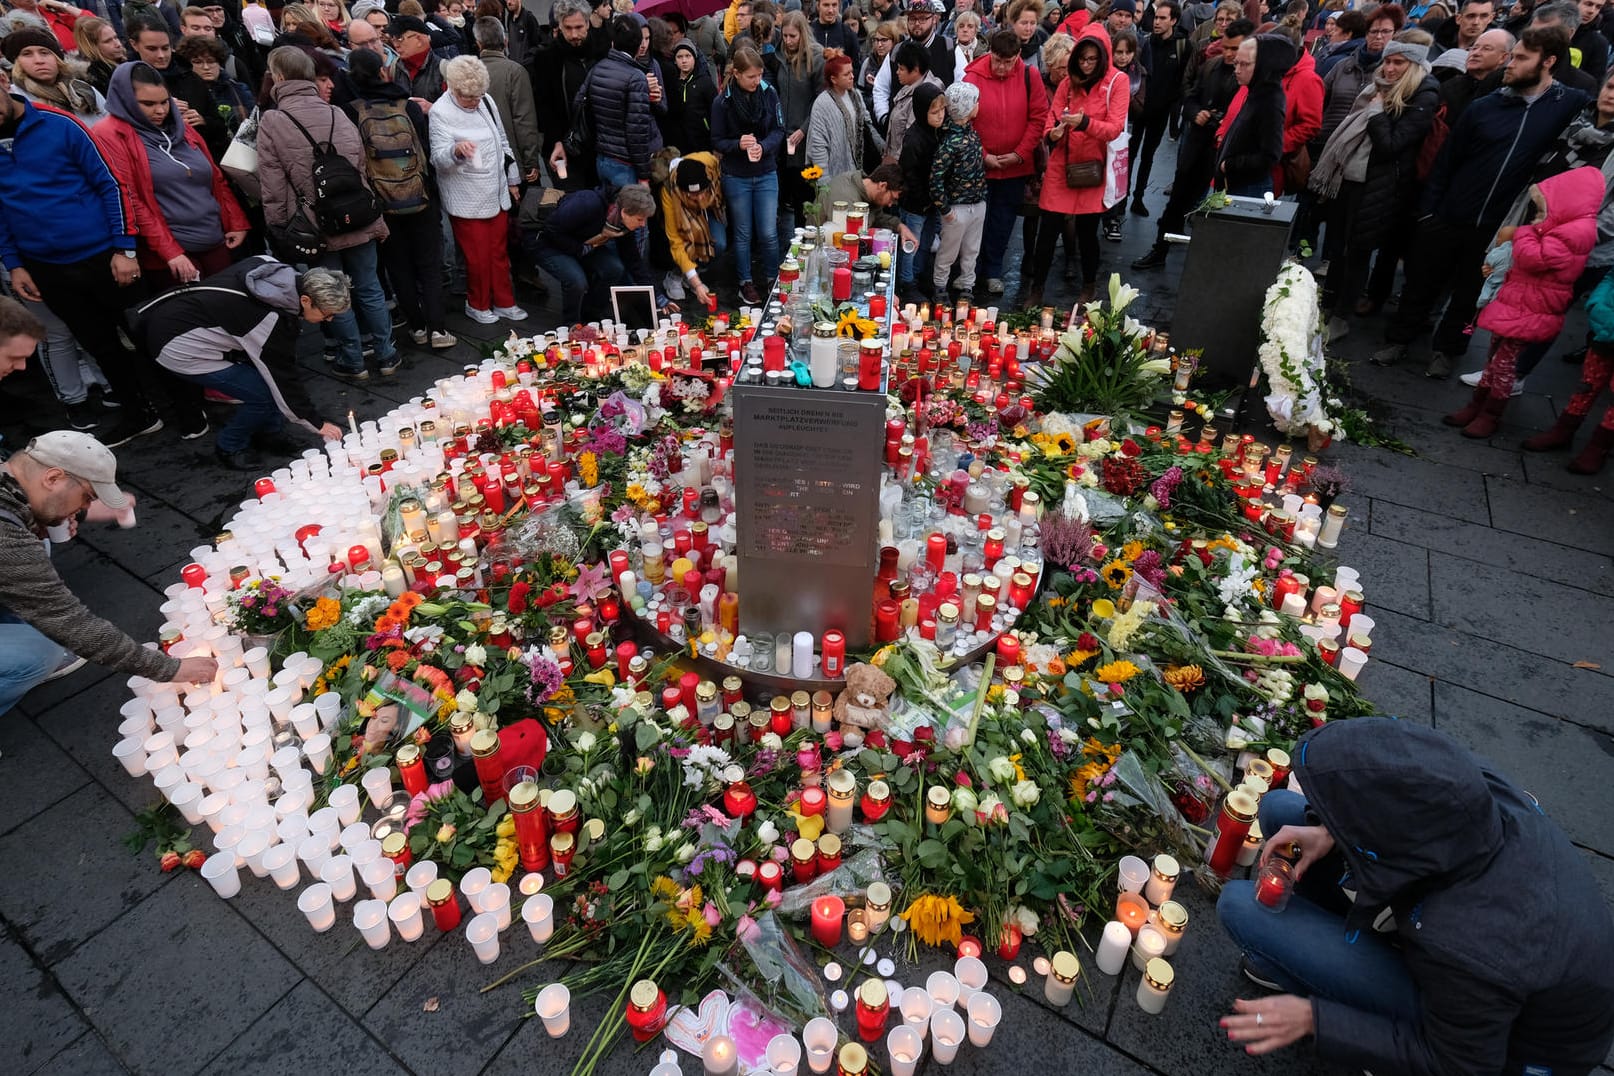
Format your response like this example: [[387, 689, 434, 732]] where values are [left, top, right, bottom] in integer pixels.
[[832, 662, 897, 731]]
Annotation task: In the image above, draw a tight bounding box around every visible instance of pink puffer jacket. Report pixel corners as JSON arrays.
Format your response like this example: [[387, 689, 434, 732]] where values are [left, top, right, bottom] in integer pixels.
[[1477, 165, 1605, 343]]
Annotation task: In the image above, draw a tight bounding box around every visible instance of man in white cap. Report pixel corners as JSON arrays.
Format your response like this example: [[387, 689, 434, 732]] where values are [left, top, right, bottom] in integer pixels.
[[0, 332, 217, 711]]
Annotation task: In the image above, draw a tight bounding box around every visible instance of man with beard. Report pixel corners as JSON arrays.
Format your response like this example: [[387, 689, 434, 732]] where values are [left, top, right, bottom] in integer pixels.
[[1372, 24, 1590, 374], [540, 0, 604, 187]]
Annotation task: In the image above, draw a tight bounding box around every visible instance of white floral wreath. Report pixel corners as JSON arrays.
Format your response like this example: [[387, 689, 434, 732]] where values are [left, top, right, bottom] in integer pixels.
[[1258, 262, 1341, 439]]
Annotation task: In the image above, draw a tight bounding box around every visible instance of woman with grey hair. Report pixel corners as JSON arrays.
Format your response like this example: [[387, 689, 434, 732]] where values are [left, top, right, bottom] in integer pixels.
[[930, 81, 989, 301], [431, 53, 526, 325], [141, 256, 349, 470]]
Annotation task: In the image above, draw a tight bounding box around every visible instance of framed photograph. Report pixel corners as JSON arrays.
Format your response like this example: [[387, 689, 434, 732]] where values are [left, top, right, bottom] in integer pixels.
[[611, 286, 658, 333]]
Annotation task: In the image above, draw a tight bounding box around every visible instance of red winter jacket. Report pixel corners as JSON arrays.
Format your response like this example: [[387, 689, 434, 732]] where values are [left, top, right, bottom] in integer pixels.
[[90, 116, 250, 272], [1039, 25, 1130, 217], [963, 52, 1049, 180], [1478, 166, 1605, 343], [1273, 48, 1323, 194]]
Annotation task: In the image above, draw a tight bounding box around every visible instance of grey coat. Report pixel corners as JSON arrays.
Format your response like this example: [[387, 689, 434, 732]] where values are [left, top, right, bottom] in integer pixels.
[[257, 80, 389, 250], [481, 49, 542, 174]]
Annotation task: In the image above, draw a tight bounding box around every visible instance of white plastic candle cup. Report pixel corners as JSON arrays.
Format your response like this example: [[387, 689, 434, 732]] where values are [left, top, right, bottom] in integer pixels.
[[460, 867, 492, 912], [278, 810, 311, 845], [389, 891, 425, 941], [1338, 646, 1368, 681], [265, 687, 294, 723], [1347, 614, 1375, 639], [361, 767, 394, 809], [298, 882, 336, 932], [886, 1025, 923, 1076], [1132, 922, 1169, 972], [477, 881, 508, 930], [303, 732, 332, 772], [900, 986, 933, 1039], [114, 737, 148, 777], [929, 1009, 965, 1065], [534, 983, 571, 1037], [200, 791, 233, 834], [1117, 855, 1150, 894], [153, 764, 186, 799], [360, 857, 398, 901], [925, 970, 959, 1010], [215, 824, 248, 868], [243, 647, 270, 678], [329, 784, 361, 827], [405, 861, 439, 895], [311, 850, 349, 899], [349, 841, 383, 873], [353, 898, 390, 949], [952, 956, 987, 1007], [340, 822, 373, 854], [466, 912, 500, 964], [522, 892, 555, 945], [308, 805, 339, 837], [965, 992, 1001, 1047], [766, 1033, 803, 1076], [221, 667, 250, 693], [263, 844, 300, 889], [270, 744, 302, 778], [201, 850, 241, 898], [170, 783, 206, 824], [237, 829, 272, 877], [801, 1017, 838, 1075]]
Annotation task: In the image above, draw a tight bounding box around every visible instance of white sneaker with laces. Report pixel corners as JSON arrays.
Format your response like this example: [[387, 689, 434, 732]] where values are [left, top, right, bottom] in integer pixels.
[[463, 303, 498, 325], [492, 305, 528, 322], [1457, 369, 1525, 396], [663, 271, 686, 300], [430, 331, 458, 349]]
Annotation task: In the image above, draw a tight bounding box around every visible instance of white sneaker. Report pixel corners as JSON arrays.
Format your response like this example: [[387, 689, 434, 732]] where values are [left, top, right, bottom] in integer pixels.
[[663, 271, 686, 301], [410, 329, 429, 346], [463, 303, 498, 325], [492, 304, 528, 322], [1457, 369, 1525, 396], [429, 331, 458, 350]]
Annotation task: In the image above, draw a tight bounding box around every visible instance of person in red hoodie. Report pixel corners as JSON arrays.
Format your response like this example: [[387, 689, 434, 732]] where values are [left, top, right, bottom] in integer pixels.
[[964, 27, 1049, 297], [1273, 32, 1323, 194]]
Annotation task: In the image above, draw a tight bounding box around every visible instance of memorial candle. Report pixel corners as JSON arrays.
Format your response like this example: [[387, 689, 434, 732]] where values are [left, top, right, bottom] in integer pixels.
[[1137, 958, 1174, 1015], [1207, 789, 1259, 876], [811, 895, 846, 947], [1143, 853, 1179, 906], [1116, 891, 1149, 935], [826, 769, 857, 834], [1094, 920, 1131, 975], [1045, 949, 1082, 1004]]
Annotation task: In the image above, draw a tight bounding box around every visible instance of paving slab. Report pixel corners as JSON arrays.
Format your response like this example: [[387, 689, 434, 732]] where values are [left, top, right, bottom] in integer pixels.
[[1325, 525, 1431, 622], [1363, 400, 1528, 476], [30, 673, 166, 816], [1484, 472, 1614, 556], [199, 978, 404, 1076], [1428, 552, 1614, 671], [1319, 444, 1491, 525], [0, 785, 167, 966], [0, 926, 90, 1075], [0, 717, 92, 837], [27, 1032, 126, 1076], [1432, 681, 1614, 858], [1354, 660, 1434, 726], [53, 877, 301, 1076], [71, 502, 216, 585], [1368, 499, 1614, 597]]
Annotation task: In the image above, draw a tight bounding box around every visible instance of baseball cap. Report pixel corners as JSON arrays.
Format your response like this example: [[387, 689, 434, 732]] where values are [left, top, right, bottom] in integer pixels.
[[906, 0, 943, 14], [389, 14, 431, 37], [24, 431, 128, 509]]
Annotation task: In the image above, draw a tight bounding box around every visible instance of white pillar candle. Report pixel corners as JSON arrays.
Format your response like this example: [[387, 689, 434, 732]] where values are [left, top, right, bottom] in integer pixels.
[[1280, 592, 1307, 617], [1132, 922, 1169, 971], [793, 631, 815, 679], [535, 983, 571, 1037], [1137, 957, 1174, 1015], [353, 899, 391, 949], [1095, 920, 1132, 975]]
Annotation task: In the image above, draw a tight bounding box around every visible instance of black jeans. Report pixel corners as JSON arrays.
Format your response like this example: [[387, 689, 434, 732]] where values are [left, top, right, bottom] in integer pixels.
[[22, 252, 168, 419], [1128, 109, 1174, 201], [380, 210, 447, 334], [1029, 211, 1101, 291], [1155, 127, 1219, 239], [1384, 217, 1490, 357]]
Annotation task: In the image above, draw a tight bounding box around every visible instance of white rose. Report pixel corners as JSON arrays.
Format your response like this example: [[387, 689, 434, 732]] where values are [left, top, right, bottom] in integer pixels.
[[676, 841, 697, 863], [986, 756, 1016, 783], [952, 787, 978, 816], [757, 820, 780, 844], [1014, 905, 1040, 936], [455, 689, 479, 713], [1020, 728, 1037, 745], [761, 733, 783, 751], [1010, 780, 1040, 808], [622, 808, 641, 826], [574, 731, 597, 753], [463, 644, 487, 666]]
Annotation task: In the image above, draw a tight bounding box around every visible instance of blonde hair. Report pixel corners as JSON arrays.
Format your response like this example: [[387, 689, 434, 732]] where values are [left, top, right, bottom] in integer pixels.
[[1041, 30, 1074, 74], [780, 10, 815, 76], [74, 15, 117, 63], [315, 0, 350, 21], [871, 19, 903, 47], [1379, 37, 1432, 115]]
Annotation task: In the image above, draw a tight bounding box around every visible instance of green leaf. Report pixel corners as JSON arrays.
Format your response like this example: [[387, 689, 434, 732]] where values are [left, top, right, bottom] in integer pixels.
[[916, 839, 949, 868], [608, 869, 630, 890], [451, 843, 474, 867]]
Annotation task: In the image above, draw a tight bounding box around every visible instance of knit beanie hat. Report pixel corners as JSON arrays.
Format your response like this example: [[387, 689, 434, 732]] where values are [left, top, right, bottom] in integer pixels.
[[675, 156, 712, 192], [2, 26, 64, 63], [1381, 40, 1430, 71]]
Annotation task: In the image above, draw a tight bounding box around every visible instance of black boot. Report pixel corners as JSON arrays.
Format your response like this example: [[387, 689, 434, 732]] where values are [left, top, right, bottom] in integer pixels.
[[1132, 243, 1169, 271], [215, 446, 265, 471]]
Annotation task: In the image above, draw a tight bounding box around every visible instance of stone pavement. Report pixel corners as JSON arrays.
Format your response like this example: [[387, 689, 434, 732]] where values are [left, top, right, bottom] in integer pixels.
[[2, 154, 1613, 1076]]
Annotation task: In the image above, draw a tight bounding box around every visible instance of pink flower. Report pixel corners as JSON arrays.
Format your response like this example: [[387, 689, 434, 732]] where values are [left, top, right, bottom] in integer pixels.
[[1090, 543, 1109, 561], [770, 845, 790, 863], [762, 888, 783, 908], [954, 770, 973, 788], [824, 731, 844, 751], [1102, 791, 1115, 802], [702, 902, 721, 927], [1085, 791, 1099, 803], [736, 914, 761, 944]]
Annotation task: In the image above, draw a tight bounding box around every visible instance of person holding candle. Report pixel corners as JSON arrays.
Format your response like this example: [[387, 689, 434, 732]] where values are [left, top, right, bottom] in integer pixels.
[[137, 256, 348, 470], [657, 153, 726, 310], [0, 429, 218, 713], [1216, 718, 1614, 1072]]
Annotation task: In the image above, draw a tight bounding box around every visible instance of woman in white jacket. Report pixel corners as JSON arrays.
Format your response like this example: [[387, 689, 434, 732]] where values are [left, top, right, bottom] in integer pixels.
[[430, 55, 526, 325]]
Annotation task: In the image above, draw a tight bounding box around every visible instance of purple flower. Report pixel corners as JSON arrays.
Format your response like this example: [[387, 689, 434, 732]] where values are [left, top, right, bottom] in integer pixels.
[[525, 653, 564, 704], [1149, 465, 1183, 510], [1041, 512, 1095, 571], [1133, 549, 1165, 588]]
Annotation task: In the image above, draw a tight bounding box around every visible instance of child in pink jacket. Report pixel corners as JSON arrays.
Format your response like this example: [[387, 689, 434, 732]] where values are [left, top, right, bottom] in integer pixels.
[[1445, 165, 1606, 439]]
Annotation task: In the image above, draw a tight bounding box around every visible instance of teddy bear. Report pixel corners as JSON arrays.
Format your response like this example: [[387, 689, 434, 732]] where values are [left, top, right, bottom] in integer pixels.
[[832, 662, 897, 731]]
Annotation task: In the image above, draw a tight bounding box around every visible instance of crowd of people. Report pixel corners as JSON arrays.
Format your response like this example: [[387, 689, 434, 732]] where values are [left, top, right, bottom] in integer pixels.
[[5, 0, 1614, 470]]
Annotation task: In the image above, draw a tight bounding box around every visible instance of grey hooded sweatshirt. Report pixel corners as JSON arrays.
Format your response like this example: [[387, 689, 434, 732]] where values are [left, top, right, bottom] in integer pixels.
[[104, 63, 224, 253]]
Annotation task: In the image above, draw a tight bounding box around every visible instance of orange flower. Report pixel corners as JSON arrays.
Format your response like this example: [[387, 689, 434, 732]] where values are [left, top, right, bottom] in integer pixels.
[[386, 649, 411, 671], [374, 615, 401, 634], [400, 592, 424, 610]]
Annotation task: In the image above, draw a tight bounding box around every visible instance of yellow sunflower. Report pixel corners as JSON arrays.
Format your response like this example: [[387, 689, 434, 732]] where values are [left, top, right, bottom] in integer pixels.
[[801, 165, 824, 181], [836, 309, 878, 339], [900, 893, 976, 948], [1051, 432, 1077, 454], [1119, 541, 1144, 563], [1100, 560, 1133, 589], [1093, 660, 1141, 684]]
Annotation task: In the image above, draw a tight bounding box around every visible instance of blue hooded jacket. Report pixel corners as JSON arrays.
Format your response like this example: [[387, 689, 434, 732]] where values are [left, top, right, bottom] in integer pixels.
[[0, 93, 134, 270]]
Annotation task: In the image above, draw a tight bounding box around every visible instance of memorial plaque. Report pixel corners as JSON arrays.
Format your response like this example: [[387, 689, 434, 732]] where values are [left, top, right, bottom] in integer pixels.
[[732, 383, 885, 651]]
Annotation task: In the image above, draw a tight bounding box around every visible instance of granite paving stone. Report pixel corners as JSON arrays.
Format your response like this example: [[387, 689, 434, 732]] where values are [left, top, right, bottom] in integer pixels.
[[52, 877, 301, 1076], [1484, 472, 1614, 556], [26, 1032, 126, 1076], [1519, 451, 1614, 503], [199, 978, 404, 1076], [0, 926, 90, 1075], [1368, 499, 1614, 597], [0, 785, 168, 965], [1326, 525, 1431, 621], [1353, 660, 1434, 726], [1321, 444, 1491, 525], [0, 717, 92, 837], [1432, 681, 1614, 857], [1428, 551, 1614, 671]]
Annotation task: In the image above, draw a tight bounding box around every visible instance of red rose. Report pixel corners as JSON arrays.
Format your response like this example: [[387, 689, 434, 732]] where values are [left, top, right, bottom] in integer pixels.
[[1077, 632, 1099, 651], [507, 580, 531, 614], [863, 729, 887, 750], [891, 740, 915, 760], [1120, 438, 1142, 457], [913, 726, 936, 743], [1306, 698, 1327, 712], [182, 849, 207, 870], [954, 770, 973, 788], [159, 851, 181, 872]]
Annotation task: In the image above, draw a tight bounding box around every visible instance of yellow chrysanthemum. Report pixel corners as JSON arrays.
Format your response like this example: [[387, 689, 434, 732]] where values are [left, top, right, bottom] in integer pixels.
[[900, 893, 976, 948], [1164, 664, 1206, 693], [578, 451, 600, 489], [1119, 541, 1144, 563], [1100, 560, 1133, 589], [305, 596, 342, 632], [1093, 660, 1141, 684]]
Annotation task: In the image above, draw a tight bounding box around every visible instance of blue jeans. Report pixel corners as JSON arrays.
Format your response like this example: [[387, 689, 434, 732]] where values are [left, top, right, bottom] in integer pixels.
[[322, 241, 396, 374], [596, 156, 650, 260], [898, 208, 939, 289], [722, 172, 780, 285], [534, 243, 627, 325], [0, 608, 69, 716], [174, 361, 286, 453], [1217, 790, 1420, 1021], [977, 176, 1026, 283]]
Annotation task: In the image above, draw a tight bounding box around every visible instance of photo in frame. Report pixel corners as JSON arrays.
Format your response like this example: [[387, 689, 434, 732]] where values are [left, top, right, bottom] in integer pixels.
[[611, 285, 658, 333]]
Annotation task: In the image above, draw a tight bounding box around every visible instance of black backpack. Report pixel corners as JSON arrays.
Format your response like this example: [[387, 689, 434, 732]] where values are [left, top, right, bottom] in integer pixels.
[[282, 109, 383, 235]]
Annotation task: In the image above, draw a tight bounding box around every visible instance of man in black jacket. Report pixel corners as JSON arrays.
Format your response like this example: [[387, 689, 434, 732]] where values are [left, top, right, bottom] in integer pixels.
[[1132, 18, 1252, 269], [809, 0, 859, 67], [1438, 26, 1512, 123], [1215, 33, 1290, 196], [539, 0, 604, 187], [1130, 1, 1193, 215], [501, 0, 548, 69], [532, 184, 659, 323], [1218, 718, 1614, 1073]]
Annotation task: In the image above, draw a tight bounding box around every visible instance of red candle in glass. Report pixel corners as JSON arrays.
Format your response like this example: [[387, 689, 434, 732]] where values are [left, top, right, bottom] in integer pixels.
[[832, 266, 852, 302], [254, 477, 276, 497], [995, 634, 1021, 667], [625, 981, 669, 1043], [869, 293, 886, 319], [427, 879, 461, 931], [757, 860, 784, 892], [996, 924, 1023, 961], [586, 632, 608, 669], [810, 895, 845, 947], [956, 936, 983, 959], [598, 596, 621, 624], [874, 600, 900, 644], [680, 671, 701, 714], [1208, 790, 1259, 876], [471, 730, 505, 805], [854, 981, 890, 1042], [821, 630, 846, 678], [983, 532, 1004, 568], [723, 780, 758, 818], [799, 787, 827, 817], [926, 534, 947, 573], [508, 782, 551, 871], [616, 642, 638, 680], [396, 743, 429, 797], [181, 563, 207, 588], [859, 780, 891, 822], [347, 544, 371, 571]]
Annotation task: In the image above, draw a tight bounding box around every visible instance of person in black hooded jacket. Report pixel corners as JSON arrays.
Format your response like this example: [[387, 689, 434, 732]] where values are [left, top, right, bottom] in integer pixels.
[[1216, 718, 1614, 1074], [1215, 33, 1291, 195]]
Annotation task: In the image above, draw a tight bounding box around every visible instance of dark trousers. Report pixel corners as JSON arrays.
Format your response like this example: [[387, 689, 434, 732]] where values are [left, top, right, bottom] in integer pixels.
[[1022, 207, 1077, 279], [22, 252, 164, 419], [1155, 128, 1219, 239], [1029, 211, 1101, 291], [534, 244, 626, 325], [380, 210, 447, 333], [1385, 217, 1490, 357], [169, 361, 285, 453], [1128, 109, 1174, 200], [977, 175, 1027, 282]]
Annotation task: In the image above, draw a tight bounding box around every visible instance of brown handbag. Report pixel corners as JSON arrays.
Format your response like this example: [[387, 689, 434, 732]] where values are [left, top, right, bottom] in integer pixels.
[[1065, 158, 1103, 188], [1282, 146, 1312, 192]]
